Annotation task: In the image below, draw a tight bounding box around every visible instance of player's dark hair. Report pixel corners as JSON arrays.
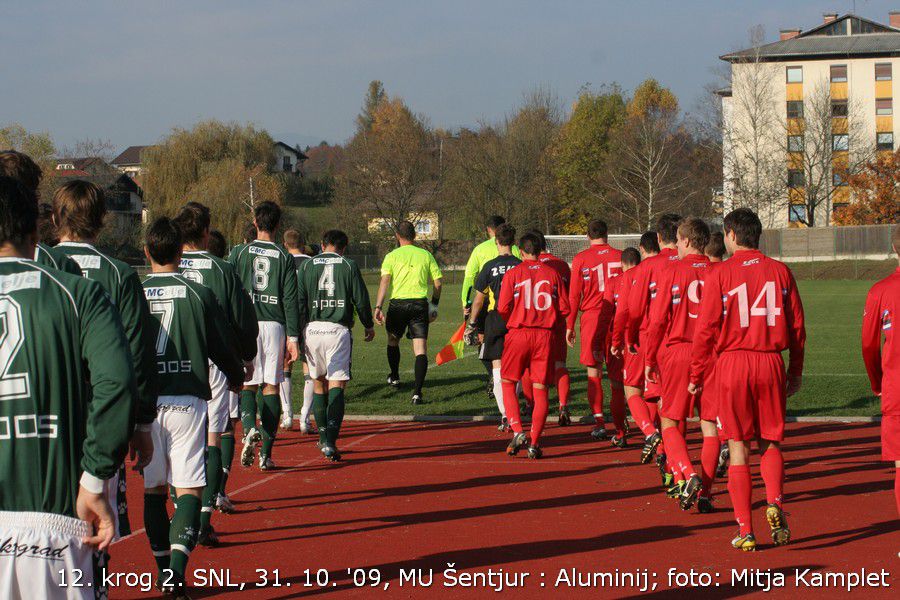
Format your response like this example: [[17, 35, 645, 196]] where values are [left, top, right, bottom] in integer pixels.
[[621, 247, 641, 267], [38, 202, 59, 246], [52, 179, 106, 239], [253, 201, 282, 233], [706, 231, 726, 260], [283, 229, 303, 250], [526, 229, 547, 252], [0, 176, 38, 250], [173, 201, 210, 246], [723, 208, 762, 249], [146, 217, 183, 266], [485, 215, 505, 230], [207, 229, 227, 258], [518, 232, 542, 256], [242, 221, 257, 243], [0, 150, 42, 194], [494, 223, 516, 247], [677, 217, 710, 253], [639, 231, 660, 254], [587, 219, 608, 240], [322, 229, 349, 251], [396, 220, 416, 241], [656, 213, 681, 245]]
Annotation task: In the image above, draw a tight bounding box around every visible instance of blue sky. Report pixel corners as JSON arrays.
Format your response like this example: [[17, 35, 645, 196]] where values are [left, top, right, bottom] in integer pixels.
[[4, 1, 897, 151]]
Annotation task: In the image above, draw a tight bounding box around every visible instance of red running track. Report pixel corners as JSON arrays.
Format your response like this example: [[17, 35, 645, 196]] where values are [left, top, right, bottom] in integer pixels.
[[109, 420, 898, 599]]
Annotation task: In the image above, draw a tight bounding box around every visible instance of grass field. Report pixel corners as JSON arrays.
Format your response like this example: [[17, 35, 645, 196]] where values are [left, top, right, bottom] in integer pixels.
[[289, 279, 881, 418]]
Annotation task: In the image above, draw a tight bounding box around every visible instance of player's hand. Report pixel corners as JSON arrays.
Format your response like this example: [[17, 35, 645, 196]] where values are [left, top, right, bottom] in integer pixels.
[[463, 322, 480, 346], [428, 302, 439, 323], [565, 329, 576, 348], [463, 306, 471, 318], [286, 339, 300, 364], [687, 382, 702, 396], [76, 486, 116, 551], [610, 344, 622, 358], [786, 375, 802, 397], [243, 360, 255, 383], [129, 429, 153, 471], [627, 344, 638, 356], [364, 327, 376, 342], [374, 307, 385, 325], [645, 363, 659, 384]]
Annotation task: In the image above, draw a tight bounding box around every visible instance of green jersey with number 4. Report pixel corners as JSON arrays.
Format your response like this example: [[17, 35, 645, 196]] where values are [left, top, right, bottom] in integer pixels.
[[142, 273, 245, 399], [0, 258, 137, 517], [297, 253, 374, 329], [231, 240, 300, 336]]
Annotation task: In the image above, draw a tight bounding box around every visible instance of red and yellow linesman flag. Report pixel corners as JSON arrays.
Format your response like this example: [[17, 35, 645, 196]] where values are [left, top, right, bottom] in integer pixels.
[[435, 322, 467, 366]]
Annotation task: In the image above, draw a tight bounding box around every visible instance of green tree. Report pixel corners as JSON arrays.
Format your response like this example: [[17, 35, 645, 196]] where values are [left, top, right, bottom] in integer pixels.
[[0, 123, 57, 200], [355, 80, 387, 134]]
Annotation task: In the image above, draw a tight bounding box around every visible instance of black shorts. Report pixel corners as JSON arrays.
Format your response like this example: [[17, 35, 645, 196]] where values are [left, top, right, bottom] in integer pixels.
[[479, 311, 508, 362], [386, 298, 430, 340]]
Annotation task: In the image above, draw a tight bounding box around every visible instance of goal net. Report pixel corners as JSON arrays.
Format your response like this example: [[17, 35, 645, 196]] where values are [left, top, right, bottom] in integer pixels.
[[544, 234, 642, 263]]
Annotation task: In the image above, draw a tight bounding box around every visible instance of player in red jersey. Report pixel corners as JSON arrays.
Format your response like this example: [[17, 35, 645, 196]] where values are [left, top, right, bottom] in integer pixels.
[[706, 231, 732, 479], [611, 232, 661, 463], [497, 232, 570, 459], [689, 208, 805, 552], [644, 218, 714, 512], [595, 247, 641, 447], [567, 219, 623, 440], [862, 226, 900, 518]]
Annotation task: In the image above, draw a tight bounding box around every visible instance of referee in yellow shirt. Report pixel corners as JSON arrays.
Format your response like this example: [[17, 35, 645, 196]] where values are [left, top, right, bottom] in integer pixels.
[[375, 221, 443, 404]]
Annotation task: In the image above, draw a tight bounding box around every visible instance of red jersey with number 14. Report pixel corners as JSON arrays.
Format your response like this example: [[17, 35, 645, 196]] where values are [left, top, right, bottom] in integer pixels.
[[568, 244, 623, 329], [497, 260, 570, 330], [689, 249, 805, 386]]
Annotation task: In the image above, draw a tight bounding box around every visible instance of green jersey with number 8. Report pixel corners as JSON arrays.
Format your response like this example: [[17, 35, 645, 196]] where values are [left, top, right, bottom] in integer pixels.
[[230, 240, 300, 337]]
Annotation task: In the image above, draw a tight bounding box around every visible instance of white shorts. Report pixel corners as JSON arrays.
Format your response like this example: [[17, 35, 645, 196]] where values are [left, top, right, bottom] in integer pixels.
[[143, 396, 207, 489], [228, 391, 239, 420], [104, 471, 122, 541], [207, 363, 230, 433], [248, 321, 286, 386], [305, 322, 352, 381], [0, 511, 100, 600]]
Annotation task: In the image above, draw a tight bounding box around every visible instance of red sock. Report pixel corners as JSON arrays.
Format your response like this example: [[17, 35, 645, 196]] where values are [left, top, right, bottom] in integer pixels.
[[661, 426, 695, 477], [587, 376, 604, 423], [678, 420, 687, 436], [501, 381, 523, 433], [760, 445, 784, 508], [626, 395, 655, 437], [895, 468, 900, 518], [556, 368, 570, 408], [530, 386, 549, 446], [700, 435, 720, 497], [728, 464, 753, 536], [610, 385, 626, 434], [521, 371, 534, 403], [646, 400, 660, 428]]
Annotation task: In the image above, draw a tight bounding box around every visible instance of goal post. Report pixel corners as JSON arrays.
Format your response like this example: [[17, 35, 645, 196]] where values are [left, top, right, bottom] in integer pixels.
[[544, 234, 642, 263]]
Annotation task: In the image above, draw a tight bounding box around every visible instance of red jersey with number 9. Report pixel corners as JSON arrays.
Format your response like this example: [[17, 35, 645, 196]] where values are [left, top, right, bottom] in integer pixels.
[[497, 260, 570, 330], [689, 249, 806, 385]]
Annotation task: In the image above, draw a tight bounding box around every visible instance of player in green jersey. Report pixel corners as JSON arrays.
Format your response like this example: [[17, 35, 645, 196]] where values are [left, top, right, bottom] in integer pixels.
[[230, 202, 300, 470], [375, 221, 443, 405], [0, 176, 138, 599], [297, 230, 375, 460], [280, 229, 315, 433], [141, 218, 246, 595], [174, 202, 258, 543]]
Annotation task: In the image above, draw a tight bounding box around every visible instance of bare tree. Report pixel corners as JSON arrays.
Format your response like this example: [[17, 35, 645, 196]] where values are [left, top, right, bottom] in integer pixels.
[[59, 137, 118, 162]]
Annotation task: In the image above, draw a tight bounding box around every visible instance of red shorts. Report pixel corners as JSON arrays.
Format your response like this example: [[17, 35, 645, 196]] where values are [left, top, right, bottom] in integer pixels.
[[605, 334, 624, 382], [699, 355, 719, 422], [660, 343, 691, 421], [578, 310, 604, 367], [715, 351, 786, 442], [882, 415, 900, 461], [551, 325, 567, 365], [622, 345, 645, 389], [501, 328, 554, 385]]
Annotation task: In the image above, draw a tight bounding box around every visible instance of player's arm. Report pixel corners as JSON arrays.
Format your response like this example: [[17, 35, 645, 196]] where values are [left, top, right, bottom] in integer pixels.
[[610, 279, 631, 352], [120, 271, 160, 426], [566, 255, 583, 331], [784, 270, 806, 395], [626, 265, 650, 344], [861, 287, 884, 396], [350, 261, 375, 333], [281, 253, 301, 339], [205, 291, 246, 388], [460, 249, 480, 309], [469, 263, 493, 324], [555, 270, 571, 321], [688, 268, 723, 390], [644, 277, 673, 372], [496, 270, 515, 322], [228, 267, 259, 362], [597, 280, 616, 336], [429, 253, 443, 303]]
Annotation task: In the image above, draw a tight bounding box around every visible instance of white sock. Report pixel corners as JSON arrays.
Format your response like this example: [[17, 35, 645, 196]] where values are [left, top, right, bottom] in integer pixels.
[[301, 376, 315, 426], [279, 372, 293, 421], [493, 368, 505, 417]]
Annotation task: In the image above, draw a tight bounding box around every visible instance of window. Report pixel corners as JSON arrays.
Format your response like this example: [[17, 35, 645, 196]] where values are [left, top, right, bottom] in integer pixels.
[[875, 63, 892, 81], [831, 100, 848, 117], [786, 66, 803, 83], [877, 132, 894, 151], [787, 135, 804, 152], [876, 99, 893, 115], [787, 169, 805, 188], [832, 134, 849, 151], [788, 205, 807, 223], [830, 64, 847, 83], [832, 171, 848, 187], [282, 156, 292, 172], [415, 221, 431, 235], [787, 100, 804, 119]]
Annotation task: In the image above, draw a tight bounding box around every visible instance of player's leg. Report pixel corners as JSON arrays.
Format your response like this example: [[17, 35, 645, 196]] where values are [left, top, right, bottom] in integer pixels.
[[385, 301, 404, 386], [492, 359, 506, 427], [755, 352, 790, 545], [300, 362, 316, 434], [279, 359, 293, 430], [527, 330, 554, 457], [319, 324, 352, 460], [412, 337, 428, 403], [579, 313, 605, 435], [727, 439, 755, 550], [142, 416, 172, 582], [551, 326, 570, 426], [217, 415, 237, 513], [256, 323, 286, 469], [500, 329, 528, 454], [586, 366, 606, 440], [698, 419, 720, 513], [199, 431, 222, 545], [884, 416, 900, 516]]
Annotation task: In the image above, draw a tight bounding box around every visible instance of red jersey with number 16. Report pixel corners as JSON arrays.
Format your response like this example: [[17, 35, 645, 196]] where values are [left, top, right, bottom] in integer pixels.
[[689, 249, 805, 386], [568, 244, 623, 329], [497, 260, 570, 330]]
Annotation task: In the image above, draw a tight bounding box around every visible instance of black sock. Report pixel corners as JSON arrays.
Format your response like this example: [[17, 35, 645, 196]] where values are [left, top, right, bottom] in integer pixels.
[[414, 354, 428, 396], [387, 346, 400, 379]]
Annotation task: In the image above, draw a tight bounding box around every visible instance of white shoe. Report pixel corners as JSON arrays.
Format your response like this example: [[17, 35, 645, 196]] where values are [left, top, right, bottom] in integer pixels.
[[216, 494, 235, 513], [259, 455, 276, 471], [240, 427, 260, 467], [279, 416, 293, 430], [300, 422, 317, 435]]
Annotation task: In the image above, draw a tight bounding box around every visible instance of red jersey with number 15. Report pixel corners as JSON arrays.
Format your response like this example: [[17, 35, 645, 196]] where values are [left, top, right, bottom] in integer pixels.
[[567, 244, 623, 329], [497, 260, 570, 330], [689, 249, 805, 386]]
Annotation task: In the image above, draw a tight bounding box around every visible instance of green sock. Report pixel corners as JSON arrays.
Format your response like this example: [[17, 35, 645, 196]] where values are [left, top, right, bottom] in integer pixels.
[[169, 494, 201, 583], [200, 446, 221, 532], [312, 392, 328, 445], [326, 387, 345, 447], [143, 494, 170, 576], [259, 394, 281, 458], [219, 434, 234, 494], [240, 390, 257, 435]]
